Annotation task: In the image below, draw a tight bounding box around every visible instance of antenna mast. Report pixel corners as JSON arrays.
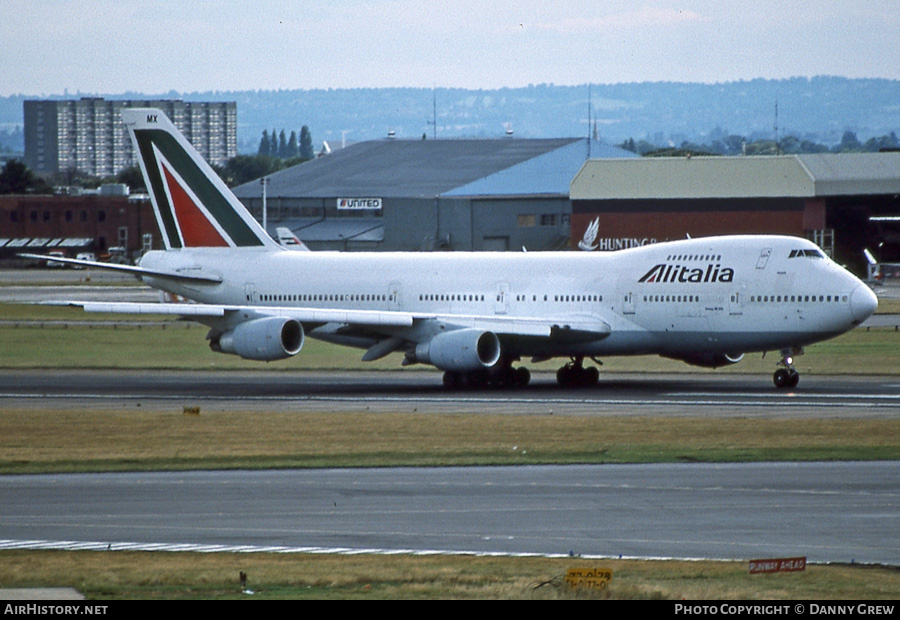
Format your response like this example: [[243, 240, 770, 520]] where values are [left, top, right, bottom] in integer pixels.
[[774, 100, 780, 154], [427, 88, 437, 140], [587, 84, 592, 159]]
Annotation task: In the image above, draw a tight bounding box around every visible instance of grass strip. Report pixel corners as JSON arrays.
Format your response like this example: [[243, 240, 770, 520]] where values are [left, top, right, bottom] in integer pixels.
[[1, 549, 897, 600], [1, 410, 898, 474]]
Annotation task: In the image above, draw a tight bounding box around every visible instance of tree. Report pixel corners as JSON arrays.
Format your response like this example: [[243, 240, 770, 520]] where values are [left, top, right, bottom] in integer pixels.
[[278, 130, 288, 159], [287, 131, 299, 158], [837, 131, 862, 152], [620, 138, 637, 153], [115, 166, 145, 191], [0, 159, 49, 194], [780, 136, 802, 154], [863, 133, 900, 152], [299, 126, 314, 160], [219, 155, 283, 187], [258, 130, 271, 157]]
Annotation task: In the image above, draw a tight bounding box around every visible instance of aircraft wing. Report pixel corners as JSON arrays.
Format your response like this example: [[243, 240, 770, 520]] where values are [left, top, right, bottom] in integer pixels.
[[429, 313, 612, 342], [49, 301, 611, 342], [47, 301, 416, 328]]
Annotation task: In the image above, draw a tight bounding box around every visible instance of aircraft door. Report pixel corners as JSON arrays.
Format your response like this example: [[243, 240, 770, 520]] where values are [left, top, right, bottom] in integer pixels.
[[756, 248, 772, 270], [729, 290, 744, 316], [244, 283, 256, 304], [494, 283, 510, 314], [623, 292, 636, 315], [389, 281, 402, 310]]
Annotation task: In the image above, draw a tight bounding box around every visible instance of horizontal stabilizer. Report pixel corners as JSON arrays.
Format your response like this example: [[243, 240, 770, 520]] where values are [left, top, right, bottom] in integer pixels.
[[17, 253, 223, 284]]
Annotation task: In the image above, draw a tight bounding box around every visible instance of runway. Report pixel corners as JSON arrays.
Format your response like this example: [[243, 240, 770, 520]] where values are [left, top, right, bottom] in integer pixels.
[[1, 462, 897, 565], [3, 368, 900, 417]]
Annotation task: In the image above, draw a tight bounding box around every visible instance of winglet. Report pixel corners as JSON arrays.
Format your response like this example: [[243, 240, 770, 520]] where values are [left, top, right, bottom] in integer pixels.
[[122, 108, 280, 251]]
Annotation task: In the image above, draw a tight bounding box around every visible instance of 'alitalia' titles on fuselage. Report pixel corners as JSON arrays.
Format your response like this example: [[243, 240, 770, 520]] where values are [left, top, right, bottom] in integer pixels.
[[638, 263, 735, 284]]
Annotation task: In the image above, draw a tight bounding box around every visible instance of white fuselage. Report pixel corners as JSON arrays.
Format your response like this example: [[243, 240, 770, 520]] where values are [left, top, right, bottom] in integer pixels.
[[139, 234, 876, 361]]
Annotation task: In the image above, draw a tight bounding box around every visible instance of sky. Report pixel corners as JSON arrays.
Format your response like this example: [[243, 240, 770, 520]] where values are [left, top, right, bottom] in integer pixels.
[[3, 0, 900, 97]]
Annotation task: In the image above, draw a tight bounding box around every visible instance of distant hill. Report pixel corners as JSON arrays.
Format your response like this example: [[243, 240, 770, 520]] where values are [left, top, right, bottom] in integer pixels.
[[2, 77, 899, 154]]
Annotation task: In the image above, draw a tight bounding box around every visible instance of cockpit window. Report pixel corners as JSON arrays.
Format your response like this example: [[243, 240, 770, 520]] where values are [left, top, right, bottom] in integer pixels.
[[789, 249, 825, 259]]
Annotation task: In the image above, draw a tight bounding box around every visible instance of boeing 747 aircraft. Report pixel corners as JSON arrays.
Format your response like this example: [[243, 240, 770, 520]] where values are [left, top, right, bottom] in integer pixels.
[[24, 109, 878, 389]]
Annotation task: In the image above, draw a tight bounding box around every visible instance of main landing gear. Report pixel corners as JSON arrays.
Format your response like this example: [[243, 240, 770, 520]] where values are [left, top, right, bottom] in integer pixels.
[[441, 357, 603, 390], [773, 348, 801, 389], [556, 356, 600, 388], [442, 363, 531, 390]]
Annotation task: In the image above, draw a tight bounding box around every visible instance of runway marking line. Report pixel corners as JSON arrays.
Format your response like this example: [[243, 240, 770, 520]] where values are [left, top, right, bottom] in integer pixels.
[[4, 392, 900, 409]]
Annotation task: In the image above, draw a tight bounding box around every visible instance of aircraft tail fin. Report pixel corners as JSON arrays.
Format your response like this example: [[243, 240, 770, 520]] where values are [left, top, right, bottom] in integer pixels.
[[122, 108, 280, 251], [864, 248, 881, 282], [276, 227, 311, 251]]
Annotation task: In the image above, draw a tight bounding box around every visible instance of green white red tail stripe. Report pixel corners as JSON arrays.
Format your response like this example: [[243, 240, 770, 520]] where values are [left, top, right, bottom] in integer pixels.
[[122, 108, 277, 250], [156, 150, 230, 247]]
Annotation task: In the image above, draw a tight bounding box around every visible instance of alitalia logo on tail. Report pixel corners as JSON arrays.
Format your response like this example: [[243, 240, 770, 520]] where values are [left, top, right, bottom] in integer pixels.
[[639, 263, 734, 284], [123, 108, 274, 251], [154, 149, 231, 247]]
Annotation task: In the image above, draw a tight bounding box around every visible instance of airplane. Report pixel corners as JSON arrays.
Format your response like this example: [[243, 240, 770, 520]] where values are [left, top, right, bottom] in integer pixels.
[[21, 108, 879, 390], [276, 227, 311, 251]]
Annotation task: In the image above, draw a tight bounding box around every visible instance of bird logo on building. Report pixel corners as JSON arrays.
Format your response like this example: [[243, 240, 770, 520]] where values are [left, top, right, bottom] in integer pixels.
[[578, 217, 600, 251]]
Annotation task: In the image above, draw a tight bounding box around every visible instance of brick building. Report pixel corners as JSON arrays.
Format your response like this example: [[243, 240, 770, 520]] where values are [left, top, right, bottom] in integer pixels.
[[0, 193, 158, 262]]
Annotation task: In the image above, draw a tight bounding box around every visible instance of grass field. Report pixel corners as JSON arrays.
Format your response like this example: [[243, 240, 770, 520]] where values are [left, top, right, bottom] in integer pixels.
[[2, 409, 899, 474], [2, 550, 898, 600]]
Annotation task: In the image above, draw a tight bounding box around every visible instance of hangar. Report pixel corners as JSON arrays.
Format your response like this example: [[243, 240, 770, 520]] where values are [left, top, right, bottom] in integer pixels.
[[570, 153, 900, 271], [232, 137, 636, 251]]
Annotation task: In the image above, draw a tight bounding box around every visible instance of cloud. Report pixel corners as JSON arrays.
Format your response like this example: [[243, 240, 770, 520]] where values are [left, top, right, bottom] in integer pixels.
[[532, 8, 709, 34]]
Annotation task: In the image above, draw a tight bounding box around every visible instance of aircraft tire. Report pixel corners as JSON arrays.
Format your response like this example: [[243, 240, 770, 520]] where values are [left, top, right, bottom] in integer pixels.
[[557, 365, 598, 388], [467, 370, 490, 389], [514, 367, 531, 387], [773, 368, 788, 388], [443, 371, 462, 389], [773, 368, 799, 389]]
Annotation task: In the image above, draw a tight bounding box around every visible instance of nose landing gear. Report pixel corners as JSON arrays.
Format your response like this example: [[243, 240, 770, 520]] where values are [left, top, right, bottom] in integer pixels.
[[773, 348, 802, 389]]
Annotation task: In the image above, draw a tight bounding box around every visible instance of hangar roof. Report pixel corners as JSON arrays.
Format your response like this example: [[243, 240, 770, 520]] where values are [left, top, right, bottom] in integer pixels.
[[798, 152, 900, 196], [571, 152, 900, 200], [233, 138, 635, 200], [445, 140, 635, 197]]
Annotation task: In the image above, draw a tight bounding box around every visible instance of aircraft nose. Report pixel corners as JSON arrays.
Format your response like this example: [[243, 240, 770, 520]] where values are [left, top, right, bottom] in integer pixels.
[[850, 284, 878, 323]]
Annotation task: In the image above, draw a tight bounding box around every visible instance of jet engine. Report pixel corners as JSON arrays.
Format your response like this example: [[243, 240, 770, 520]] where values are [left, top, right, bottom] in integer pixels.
[[213, 317, 304, 361], [667, 352, 745, 369], [414, 329, 501, 372]]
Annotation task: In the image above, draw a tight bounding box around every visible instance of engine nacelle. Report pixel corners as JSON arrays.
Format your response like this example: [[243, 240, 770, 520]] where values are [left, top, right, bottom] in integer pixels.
[[668, 352, 745, 368], [415, 329, 501, 372], [214, 317, 304, 361]]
